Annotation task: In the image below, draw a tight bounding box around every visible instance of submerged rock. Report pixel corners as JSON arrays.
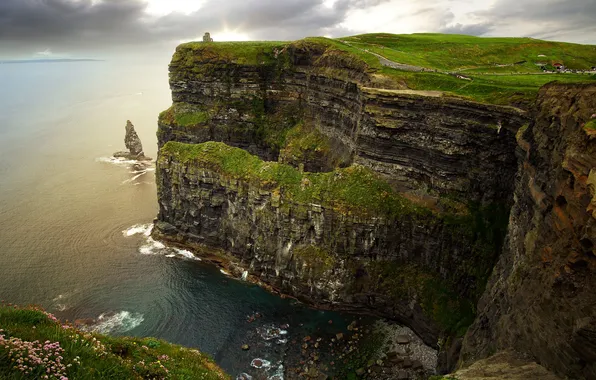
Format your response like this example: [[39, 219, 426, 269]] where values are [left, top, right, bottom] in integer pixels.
[[113, 120, 151, 161]]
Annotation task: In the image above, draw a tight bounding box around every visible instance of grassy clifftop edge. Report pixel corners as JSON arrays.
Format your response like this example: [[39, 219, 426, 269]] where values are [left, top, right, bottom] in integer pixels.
[[0, 304, 229, 380]]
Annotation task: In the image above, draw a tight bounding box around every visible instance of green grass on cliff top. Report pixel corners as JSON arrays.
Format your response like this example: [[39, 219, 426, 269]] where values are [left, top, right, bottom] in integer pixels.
[[0, 304, 229, 379], [341, 33, 596, 72], [160, 141, 429, 217], [175, 33, 596, 107]]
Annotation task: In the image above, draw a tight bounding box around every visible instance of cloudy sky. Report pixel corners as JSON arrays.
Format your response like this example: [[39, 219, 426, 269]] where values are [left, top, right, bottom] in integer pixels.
[[0, 0, 594, 59]]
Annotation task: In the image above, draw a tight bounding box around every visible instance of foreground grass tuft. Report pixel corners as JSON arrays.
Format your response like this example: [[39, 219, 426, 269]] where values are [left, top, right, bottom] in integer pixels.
[[0, 304, 229, 379]]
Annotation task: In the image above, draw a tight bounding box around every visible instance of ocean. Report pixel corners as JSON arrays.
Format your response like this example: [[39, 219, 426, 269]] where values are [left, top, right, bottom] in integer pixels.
[[0, 59, 385, 378]]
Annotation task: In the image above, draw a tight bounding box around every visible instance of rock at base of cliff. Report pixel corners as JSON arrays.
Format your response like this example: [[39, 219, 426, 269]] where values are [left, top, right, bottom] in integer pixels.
[[451, 351, 561, 380]]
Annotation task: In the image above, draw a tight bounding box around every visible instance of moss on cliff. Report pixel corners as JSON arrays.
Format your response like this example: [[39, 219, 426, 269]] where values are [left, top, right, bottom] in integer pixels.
[[294, 245, 337, 278], [159, 103, 210, 127], [366, 262, 475, 336], [0, 304, 228, 379], [160, 141, 429, 218], [279, 122, 332, 167]]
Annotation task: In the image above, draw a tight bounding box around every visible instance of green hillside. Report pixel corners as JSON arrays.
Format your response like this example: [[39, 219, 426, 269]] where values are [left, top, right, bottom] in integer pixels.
[[0, 304, 229, 379], [340, 33, 596, 73]]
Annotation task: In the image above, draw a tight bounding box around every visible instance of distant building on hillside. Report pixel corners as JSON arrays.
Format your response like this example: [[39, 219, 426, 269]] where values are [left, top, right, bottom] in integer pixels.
[[553, 62, 564, 70], [203, 32, 213, 42]]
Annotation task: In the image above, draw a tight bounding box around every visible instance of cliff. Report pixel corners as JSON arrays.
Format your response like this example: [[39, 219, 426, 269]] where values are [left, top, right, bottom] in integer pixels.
[[154, 39, 529, 371], [153, 38, 595, 378], [460, 82, 596, 379]]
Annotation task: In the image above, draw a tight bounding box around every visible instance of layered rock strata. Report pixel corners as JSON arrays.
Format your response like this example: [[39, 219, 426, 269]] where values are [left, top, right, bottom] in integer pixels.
[[460, 83, 596, 379], [158, 42, 527, 203]]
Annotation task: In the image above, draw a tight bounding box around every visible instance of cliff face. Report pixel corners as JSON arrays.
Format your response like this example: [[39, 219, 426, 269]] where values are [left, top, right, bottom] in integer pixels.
[[155, 142, 510, 349], [154, 41, 529, 370], [460, 83, 596, 379], [158, 42, 526, 202]]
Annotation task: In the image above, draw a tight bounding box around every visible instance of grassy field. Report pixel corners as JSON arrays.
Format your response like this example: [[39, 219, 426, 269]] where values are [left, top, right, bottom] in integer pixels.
[[340, 33, 596, 73], [0, 304, 228, 379]]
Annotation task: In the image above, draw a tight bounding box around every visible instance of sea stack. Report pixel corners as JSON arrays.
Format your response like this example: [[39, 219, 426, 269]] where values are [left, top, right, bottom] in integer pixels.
[[114, 120, 150, 160]]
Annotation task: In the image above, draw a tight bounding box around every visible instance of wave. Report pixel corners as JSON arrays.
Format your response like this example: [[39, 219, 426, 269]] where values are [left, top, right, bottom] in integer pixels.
[[124, 223, 201, 261], [268, 364, 284, 380], [258, 324, 289, 341], [174, 248, 200, 260], [139, 237, 166, 255], [96, 156, 139, 166], [84, 311, 144, 334], [250, 358, 271, 369], [122, 223, 153, 237], [52, 293, 74, 312]]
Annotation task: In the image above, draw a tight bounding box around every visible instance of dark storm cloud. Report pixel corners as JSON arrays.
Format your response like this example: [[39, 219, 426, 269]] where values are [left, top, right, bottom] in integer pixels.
[[0, 0, 360, 56], [0, 0, 594, 58]]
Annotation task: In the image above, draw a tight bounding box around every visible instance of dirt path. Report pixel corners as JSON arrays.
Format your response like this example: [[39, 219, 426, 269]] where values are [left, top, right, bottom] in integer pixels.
[[340, 40, 435, 73]]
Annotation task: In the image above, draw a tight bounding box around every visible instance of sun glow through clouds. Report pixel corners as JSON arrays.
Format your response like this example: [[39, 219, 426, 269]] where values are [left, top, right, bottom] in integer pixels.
[[145, 0, 204, 16], [213, 30, 250, 42]]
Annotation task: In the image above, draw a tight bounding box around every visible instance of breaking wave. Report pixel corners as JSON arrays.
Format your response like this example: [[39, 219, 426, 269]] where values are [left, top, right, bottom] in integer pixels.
[[123, 223, 201, 261], [96, 156, 139, 166], [84, 311, 144, 334], [96, 156, 155, 185], [122, 223, 153, 237]]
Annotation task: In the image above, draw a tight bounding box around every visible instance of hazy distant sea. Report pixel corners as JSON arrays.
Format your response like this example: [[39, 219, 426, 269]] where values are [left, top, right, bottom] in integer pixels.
[[0, 60, 369, 378]]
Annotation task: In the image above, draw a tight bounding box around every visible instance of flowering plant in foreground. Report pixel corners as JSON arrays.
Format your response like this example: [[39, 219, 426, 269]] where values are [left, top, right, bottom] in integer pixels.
[[0, 303, 230, 379], [0, 329, 71, 379]]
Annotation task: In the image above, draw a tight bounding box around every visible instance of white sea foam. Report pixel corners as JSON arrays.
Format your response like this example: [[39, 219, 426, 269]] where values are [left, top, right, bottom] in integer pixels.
[[259, 325, 288, 341], [87, 311, 144, 334], [236, 374, 253, 380], [123, 224, 201, 261], [268, 364, 284, 380], [250, 358, 271, 369], [174, 248, 200, 260], [123, 223, 153, 237], [96, 156, 138, 166], [52, 293, 72, 312], [122, 171, 148, 184], [139, 237, 166, 255]]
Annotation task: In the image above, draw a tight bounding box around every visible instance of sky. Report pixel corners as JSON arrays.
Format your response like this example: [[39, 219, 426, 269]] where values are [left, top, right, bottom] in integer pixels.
[[0, 0, 595, 59]]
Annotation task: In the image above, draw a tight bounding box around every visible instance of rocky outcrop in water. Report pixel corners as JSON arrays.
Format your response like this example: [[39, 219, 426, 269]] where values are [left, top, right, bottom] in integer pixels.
[[114, 120, 150, 160]]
